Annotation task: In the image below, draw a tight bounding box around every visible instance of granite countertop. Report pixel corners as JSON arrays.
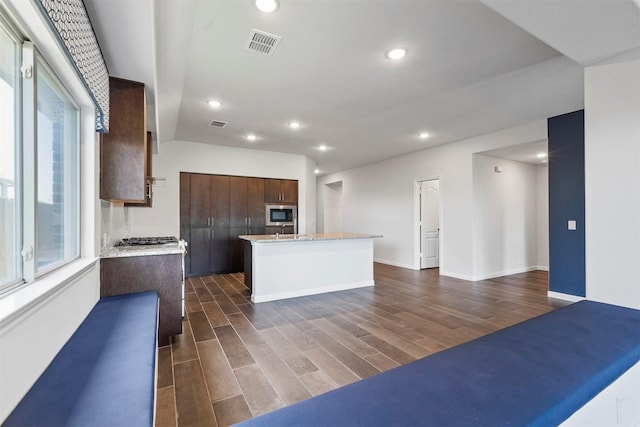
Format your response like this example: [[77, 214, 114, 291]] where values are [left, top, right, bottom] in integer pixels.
[[239, 232, 383, 243], [101, 241, 187, 258]]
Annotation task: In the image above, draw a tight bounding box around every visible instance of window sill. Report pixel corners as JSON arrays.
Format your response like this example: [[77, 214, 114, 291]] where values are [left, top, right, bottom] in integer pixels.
[[0, 258, 98, 329]]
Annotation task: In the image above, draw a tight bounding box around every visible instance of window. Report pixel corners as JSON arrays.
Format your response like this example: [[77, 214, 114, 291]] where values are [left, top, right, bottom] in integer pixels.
[[0, 21, 19, 288], [35, 59, 79, 273], [0, 14, 80, 292]]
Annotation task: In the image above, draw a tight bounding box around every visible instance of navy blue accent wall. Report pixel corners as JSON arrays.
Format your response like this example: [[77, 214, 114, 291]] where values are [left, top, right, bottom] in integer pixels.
[[548, 110, 585, 297]]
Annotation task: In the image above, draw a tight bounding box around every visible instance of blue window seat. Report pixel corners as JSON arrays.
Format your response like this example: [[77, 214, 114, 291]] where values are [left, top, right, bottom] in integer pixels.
[[235, 300, 640, 426], [4, 291, 159, 427]]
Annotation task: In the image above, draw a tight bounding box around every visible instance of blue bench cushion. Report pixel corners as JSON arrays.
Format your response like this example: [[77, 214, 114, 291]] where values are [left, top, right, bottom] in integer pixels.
[[5, 291, 159, 427], [235, 300, 640, 427]]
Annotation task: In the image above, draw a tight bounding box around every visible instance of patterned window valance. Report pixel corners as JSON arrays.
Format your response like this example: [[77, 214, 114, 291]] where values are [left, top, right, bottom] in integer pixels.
[[36, 0, 110, 132]]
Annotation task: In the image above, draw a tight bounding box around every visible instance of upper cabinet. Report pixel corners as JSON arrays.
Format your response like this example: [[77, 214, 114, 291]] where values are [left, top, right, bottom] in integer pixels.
[[264, 179, 298, 204], [100, 77, 150, 204]]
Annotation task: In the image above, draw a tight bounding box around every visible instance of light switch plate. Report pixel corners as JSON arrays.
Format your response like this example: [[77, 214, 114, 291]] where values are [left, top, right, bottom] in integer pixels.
[[568, 220, 577, 231]]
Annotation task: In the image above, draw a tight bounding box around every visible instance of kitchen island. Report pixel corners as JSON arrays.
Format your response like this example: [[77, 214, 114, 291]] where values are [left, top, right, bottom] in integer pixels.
[[240, 233, 382, 303]]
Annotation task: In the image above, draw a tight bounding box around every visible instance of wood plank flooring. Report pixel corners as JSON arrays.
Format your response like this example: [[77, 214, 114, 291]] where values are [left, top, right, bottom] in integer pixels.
[[155, 264, 567, 427]]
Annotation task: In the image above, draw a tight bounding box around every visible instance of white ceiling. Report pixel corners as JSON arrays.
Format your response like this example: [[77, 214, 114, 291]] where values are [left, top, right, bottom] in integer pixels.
[[83, 0, 640, 175]]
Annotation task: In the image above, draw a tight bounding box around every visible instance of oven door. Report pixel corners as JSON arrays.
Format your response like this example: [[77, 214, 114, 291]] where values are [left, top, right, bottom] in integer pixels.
[[266, 205, 296, 226]]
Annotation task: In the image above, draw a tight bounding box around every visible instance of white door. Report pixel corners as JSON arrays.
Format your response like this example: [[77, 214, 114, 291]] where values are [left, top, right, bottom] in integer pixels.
[[420, 179, 440, 269]]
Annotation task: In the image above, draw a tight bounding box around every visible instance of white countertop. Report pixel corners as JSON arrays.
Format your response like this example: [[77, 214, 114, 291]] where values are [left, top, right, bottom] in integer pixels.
[[239, 232, 382, 243], [101, 241, 186, 258]]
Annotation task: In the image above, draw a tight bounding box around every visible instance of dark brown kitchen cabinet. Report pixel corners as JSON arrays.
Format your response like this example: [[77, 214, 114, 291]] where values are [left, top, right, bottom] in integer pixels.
[[101, 254, 182, 346], [265, 179, 298, 204], [181, 173, 295, 276], [181, 173, 230, 276], [125, 132, 153, 207], [100, 77, 148, 203]]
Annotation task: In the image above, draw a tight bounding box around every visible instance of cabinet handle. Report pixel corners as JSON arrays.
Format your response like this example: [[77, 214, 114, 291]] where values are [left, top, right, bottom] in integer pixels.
[[207, 217, 210, 227], [212, 217, 215, 227], [147, 183, 151, 199], [248, 217, 251, 226]]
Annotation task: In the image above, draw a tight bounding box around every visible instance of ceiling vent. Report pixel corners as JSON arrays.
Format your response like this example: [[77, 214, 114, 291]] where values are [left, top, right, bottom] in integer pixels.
[[245, 29, 281, 56], [208, 120, 228, 128]]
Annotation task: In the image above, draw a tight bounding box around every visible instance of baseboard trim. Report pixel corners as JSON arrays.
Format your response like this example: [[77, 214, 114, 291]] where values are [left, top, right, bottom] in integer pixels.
[[547, 291, 585, 302], [537, 265, 549, 271], [374, 259, 415, 270], [471, 266, 539, 281], [439, 270, 474, 281]]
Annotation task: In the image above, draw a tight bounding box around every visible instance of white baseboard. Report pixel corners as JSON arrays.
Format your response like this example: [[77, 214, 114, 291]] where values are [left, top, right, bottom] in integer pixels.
[[439, 270, 474, 281], [471, 266, 539, 281], [374, 258, 415, 270], [547, 291, 585, 302], [536, 265, 549, 271]]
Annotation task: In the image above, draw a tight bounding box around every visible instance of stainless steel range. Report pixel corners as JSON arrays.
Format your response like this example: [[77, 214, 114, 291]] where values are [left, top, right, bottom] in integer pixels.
[[115, 236, 179, 247]]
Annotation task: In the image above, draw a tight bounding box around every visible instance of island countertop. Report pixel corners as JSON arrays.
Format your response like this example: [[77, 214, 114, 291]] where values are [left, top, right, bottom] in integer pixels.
[[239, 232, 382, 243]]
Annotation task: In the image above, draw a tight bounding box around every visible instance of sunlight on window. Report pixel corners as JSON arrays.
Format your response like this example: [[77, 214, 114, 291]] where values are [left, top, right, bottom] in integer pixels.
[[0, 25, 18, 287], [36, 61, 78, 272]]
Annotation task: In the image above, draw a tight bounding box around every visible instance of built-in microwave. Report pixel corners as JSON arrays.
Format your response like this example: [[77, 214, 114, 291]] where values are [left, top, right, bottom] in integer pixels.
[[265, 204, 297, 226]]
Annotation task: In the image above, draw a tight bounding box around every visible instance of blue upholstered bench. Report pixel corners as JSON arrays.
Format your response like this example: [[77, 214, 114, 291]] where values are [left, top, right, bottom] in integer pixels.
[[235, 300, 640, 426], [4, 291, 159, 427]]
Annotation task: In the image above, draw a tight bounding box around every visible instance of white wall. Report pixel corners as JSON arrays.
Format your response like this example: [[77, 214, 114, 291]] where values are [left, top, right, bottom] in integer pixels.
[[317, 120, 548, 279], [472, 155, 538, 280], [117, 140, 316, 239], [536, 165, 549, 270], [585, 58, 640, 309]]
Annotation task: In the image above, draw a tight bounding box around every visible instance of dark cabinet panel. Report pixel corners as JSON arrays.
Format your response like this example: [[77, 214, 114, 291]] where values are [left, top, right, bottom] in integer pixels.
[[100, 77, 148, 203], [211, 175, 230, 228], [247, 178, 265, 227], [211, 227, 230, 273], [264, 179, 298, 204], [101, 254, 182, 346], [189, 227, 212, 276], [230, 176, 248, 228], [281, 180, 298, 204]]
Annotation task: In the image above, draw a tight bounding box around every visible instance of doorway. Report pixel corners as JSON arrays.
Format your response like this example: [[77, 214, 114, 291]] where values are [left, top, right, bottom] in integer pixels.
[[324, 181, 343, 232], [418, 179, 440, 269]]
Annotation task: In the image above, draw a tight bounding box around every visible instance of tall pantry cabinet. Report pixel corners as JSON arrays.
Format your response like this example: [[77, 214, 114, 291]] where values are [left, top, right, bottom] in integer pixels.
[[181, 172, 295, 277]]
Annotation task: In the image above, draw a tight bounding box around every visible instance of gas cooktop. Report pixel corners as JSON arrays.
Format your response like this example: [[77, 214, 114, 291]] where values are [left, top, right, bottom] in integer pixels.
[[115, 236, 179, 247]]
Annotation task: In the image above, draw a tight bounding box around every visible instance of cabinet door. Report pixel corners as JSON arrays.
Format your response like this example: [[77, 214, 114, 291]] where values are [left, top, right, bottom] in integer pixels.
[[229, 176, 248, 228], [189, 227, 212, 276], [189, 174, 211, 275], [210, 175, 230, 228], [281, 179, 298, 204], [100, 77, 147, 202], [211, 227, 231, 273], [264, 179, 282, 203], [247, 178, 265, 227], [124, 132, 153, 207]]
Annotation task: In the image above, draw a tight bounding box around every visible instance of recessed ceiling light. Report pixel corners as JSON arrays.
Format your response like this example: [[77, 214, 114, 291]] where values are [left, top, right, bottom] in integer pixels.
[[314, 169, 320, 174], [419, 132, 430, 140], [386, 47, 407, 60], [207, 99, 222, 108], [318, 144, 328, 151], [255, 0, 279, 13], [288, 121, 301, 129], [536, 152, 547, 158], [246, 134, 257, 142]]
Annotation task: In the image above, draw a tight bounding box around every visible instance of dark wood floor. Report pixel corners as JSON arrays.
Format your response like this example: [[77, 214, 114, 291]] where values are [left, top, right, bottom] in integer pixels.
[[155, 264, 567, 427]]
